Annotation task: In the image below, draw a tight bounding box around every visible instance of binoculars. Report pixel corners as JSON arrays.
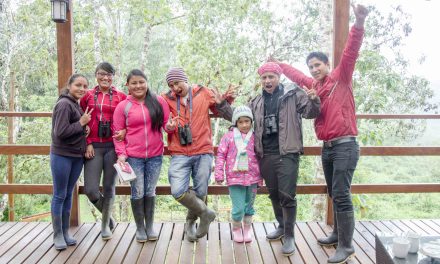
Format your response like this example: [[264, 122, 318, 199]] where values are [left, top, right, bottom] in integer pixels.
[[264, 114, 278, 135], [98, 120, 111, 138], [178, 124, 193, 146]]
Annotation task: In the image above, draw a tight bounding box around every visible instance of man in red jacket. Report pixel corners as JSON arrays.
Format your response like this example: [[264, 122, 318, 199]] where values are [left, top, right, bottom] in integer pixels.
[[272, 4, 369, 263]]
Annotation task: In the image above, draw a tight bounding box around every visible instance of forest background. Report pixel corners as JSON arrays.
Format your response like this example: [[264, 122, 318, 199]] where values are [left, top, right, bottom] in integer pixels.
[[0, 0, 439, 223]]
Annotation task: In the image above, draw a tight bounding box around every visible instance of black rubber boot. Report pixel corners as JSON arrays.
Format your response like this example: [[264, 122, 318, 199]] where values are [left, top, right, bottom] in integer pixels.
[[177, 190, 216, 240], [328, 211, 355, 264], [144, 196, 158, 241], [281, 206, 296, 256], [185, 208, 198, 242], [62, 212, 77, 246], [101, 197, 114, 240], [52, 214, 67, 250], [130, 198, 148, 242], [266, 199, 284, 240], [318, 210, 338, 246], [92, 195, 116, 231]]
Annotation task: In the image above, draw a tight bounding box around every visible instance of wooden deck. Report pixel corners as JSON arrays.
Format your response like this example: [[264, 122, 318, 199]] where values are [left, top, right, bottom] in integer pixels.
[[0, 220, 439, 263]]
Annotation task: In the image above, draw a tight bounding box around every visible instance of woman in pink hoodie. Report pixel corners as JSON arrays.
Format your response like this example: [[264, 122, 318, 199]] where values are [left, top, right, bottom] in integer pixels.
[[113, 69, 177, 242], [215, 105, 262, 243]]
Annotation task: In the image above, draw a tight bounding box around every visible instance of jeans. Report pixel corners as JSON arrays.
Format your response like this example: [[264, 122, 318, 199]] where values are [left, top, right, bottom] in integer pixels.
[[260, 153, 299, 208], [50, 153, 84, 216], [322, 141, 360, 212], [83, 145, 117, 201], [127, 156, 163, 199], [168, 154, 213, 199], [229, 184, 258, 222]]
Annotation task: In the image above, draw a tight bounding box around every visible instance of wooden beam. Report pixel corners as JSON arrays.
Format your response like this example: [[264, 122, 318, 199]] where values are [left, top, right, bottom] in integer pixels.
[[8, 72, 16, 221], [332, 0, 350, 68], [56, 0, 74, 93]]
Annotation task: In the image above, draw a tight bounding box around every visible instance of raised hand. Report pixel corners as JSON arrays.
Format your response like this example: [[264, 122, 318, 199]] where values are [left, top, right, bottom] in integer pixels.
[[166, 113, 179, 131], [224, 84, 239, 99], [267, 55, 280, 64], [79, 107, 93, 126], [212, 87, 224, 104], [302, 85, 317, 100], [352, 3, 369, 27]]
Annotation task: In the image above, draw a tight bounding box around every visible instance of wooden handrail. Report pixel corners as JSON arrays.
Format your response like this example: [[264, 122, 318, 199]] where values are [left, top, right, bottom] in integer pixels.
[[1, 112, 440, 119], [1, 144, 440, 156], [1, 183, 439, 195]]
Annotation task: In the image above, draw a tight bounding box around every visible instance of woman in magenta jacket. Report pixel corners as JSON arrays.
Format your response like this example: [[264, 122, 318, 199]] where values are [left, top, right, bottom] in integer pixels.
[[113, 69, 177, 242]]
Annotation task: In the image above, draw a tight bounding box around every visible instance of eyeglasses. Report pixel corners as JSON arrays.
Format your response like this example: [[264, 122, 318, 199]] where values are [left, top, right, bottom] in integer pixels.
[[96, 72, 114, 78]]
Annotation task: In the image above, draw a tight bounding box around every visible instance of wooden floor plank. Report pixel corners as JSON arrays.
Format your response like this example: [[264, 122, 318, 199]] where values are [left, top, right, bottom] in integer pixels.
[[398, 220, 427, 235], [9, 223, 53, 264], [207, 222, 220, 264], [89, 223, 129, 264], [244, 223, 263, 264], [55, 223, 101, 264], [420, 220, 440, 234], [117, 224, 139, 264], [149, 222, 173, 264], [293, 223, 317, 264], [29, 223, 92, 264], [0, 222, 39, 257], [307, 222, 336, 258], [297, 222, 328, 264], [0, 222, 28, 247], [410, 220, 440, 235], [135, 223, 162, 264], [194, 230, 207, 264], [219, 222, 234, 264], [264, 222, 292, 264], [166, 222, 184, 264], [353, 221, 376, 247], [231, 224, 248, 264], [179, 223, 195, 264], [431, 219, 440, 228], [380, 220, 404, 234], [319, 222, 361, 264], [0, 222, 48, 262], [0, 222, 17, 237], [252, 222, 281, 264]]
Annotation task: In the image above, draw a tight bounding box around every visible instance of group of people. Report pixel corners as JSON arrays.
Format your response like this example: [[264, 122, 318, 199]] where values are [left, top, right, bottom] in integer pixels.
[[50, 3, 368, 263]]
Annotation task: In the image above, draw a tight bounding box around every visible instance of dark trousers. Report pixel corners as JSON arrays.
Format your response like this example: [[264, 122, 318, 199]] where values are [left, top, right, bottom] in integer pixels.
[[260, 153, 299, 208], [322, 141, 360, 212], [50, 153, 84, 216]]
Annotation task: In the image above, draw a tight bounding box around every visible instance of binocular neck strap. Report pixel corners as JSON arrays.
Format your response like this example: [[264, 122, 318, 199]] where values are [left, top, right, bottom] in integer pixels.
[[94, 87, 113, 123], [176, 86, 193, 127]]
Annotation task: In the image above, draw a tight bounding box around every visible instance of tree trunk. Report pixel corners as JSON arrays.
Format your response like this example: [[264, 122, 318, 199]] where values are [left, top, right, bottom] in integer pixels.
[[140, 25, 152, 72], [92, 0, 102, 63]]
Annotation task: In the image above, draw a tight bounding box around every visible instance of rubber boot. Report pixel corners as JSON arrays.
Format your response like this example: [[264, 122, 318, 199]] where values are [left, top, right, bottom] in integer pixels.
[[92, 195, 116, 231], [144, 196, 158, 241], [130, 198, 148, 242], [101, 197, 114, 240], [243, 215, 253, 243], [318, 210, 338, 246], [281, 206, 296, 256], [266, 199, 284, 240], [232, 220, 244, 243], [176, 190, 216, 240], [185, 208, 198, 242], [52, 214, 67, 250], [328, 211, 355, 264], [62, 212, 77, 246]]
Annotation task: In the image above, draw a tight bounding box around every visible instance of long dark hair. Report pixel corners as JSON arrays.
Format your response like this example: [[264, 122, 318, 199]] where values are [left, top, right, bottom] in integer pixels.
[[60, 73, 88, 96], [126, 69, 164, 132]]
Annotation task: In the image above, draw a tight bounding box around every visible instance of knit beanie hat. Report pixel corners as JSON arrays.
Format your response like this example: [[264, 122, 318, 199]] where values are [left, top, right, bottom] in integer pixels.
[[232, 105, 253, 126], [166, 67, 188, 84], [257, 62, 282, 76]]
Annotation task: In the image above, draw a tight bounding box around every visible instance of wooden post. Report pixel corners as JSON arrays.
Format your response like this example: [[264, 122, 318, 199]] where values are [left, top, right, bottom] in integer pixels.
[[326, 0, 350, 226], [7, 72, 15, 221], [55, 0, 79, 226]]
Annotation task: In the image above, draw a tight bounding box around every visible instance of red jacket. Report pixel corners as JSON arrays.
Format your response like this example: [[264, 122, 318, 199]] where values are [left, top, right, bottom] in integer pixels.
[[162, 84, 233, 156], [279, 26, 364, 141], [79, 86, 127, 145]]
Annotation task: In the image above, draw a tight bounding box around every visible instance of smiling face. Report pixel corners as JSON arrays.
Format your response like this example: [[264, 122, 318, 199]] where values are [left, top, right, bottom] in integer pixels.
[[236, 116, 252, 134], [307, 57, 330, 81], [127, 75, 148, 101], [95, 70, 113, 90], [68, 76, 88, 100], [260, 72, 280, 94], [168, 80, 189, 97]]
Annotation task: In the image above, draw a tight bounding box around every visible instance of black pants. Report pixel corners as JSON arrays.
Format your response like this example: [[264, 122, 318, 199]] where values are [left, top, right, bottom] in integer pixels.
[[260, 153, 299, 208], [322, 141, 360, 212]]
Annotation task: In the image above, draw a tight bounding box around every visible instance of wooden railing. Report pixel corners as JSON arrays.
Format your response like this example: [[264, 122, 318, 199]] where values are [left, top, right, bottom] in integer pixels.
[[1, 112, 440, 226]]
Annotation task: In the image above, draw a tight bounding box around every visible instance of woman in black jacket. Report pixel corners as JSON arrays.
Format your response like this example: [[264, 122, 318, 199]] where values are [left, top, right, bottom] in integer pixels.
[[50, 74, 92, 250]]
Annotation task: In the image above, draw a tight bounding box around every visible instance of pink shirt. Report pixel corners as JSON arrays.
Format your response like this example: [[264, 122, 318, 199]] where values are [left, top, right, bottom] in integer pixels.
[[214, 130, 262, 186], [113, 95, 171, 158]]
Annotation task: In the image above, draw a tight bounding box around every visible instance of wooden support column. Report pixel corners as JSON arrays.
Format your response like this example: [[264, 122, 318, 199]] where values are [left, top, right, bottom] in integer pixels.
[[8, 72, 15, 221], [56, 1, 79, 226], [326, 0, 350, 226]]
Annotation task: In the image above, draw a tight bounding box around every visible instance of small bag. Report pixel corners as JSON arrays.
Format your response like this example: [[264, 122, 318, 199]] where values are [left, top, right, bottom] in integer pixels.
[[113, 163, 137, 182]]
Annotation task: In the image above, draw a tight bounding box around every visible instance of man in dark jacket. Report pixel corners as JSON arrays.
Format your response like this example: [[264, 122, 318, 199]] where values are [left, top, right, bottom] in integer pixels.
[[249, 62, 320, 256]]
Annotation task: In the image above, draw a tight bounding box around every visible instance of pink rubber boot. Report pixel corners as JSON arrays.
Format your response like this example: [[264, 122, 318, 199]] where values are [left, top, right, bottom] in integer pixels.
[[232, 221, 243, 243], [243, 215, 253, 243]]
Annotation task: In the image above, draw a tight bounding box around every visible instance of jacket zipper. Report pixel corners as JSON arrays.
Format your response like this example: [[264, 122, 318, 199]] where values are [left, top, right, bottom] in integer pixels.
[[141, 103, 149, 158]]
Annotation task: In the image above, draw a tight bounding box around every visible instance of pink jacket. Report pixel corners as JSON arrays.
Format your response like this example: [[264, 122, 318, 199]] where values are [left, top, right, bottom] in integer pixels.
[[214, 130, 262, 186], [113, 95, 171, 159]]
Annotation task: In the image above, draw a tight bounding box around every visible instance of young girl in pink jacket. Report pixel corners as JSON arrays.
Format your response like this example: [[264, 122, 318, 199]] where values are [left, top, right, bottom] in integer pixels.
[[215, 105, 262, 243]]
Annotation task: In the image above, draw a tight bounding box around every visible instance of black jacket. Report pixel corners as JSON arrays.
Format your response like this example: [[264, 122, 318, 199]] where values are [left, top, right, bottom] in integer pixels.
[[50, 94, 86, 157]]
